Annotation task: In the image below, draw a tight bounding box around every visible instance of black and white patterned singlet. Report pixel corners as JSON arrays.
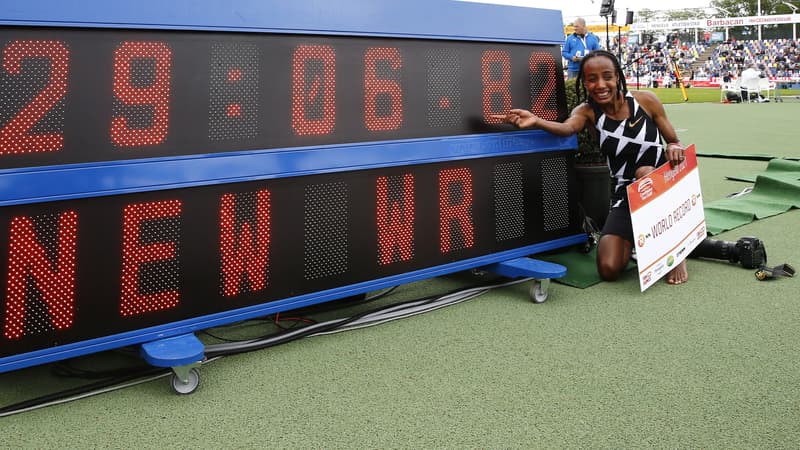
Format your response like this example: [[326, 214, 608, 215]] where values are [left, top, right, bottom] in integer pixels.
[[593, 93, 667, 208]]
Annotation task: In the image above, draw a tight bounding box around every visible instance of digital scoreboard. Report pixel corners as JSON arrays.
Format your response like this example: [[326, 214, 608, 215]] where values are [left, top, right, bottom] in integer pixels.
[[0, 0, 583, 371]]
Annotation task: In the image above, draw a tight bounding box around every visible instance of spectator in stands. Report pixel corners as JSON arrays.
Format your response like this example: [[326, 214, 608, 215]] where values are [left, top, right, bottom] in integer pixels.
[[722, 71, 733, 83], [562, 18, 601, 79], [491, 50, 689, 285]]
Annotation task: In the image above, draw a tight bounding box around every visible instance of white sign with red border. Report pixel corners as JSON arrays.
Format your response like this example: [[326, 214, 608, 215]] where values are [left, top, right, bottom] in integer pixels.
[[627, 145, 706, 291]]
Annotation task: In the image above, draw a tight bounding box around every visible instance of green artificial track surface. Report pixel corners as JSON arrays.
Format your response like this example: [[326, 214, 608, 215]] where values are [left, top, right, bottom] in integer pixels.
[[2, 102, 799, 448]]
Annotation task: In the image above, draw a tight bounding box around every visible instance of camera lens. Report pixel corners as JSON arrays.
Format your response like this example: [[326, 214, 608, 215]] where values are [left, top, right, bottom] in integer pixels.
[[690, 238, 737, 263], [689, 238, 736, 262], [689, 237, 767, 269]]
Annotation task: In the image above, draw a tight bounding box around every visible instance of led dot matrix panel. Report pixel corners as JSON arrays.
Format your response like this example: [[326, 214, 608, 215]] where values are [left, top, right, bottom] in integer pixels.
[[0, 0, 584, 371]]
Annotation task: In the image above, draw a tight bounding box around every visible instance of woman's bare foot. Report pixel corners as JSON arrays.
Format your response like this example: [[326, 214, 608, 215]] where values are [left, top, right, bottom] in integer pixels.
[[666, 260, 688, 285]]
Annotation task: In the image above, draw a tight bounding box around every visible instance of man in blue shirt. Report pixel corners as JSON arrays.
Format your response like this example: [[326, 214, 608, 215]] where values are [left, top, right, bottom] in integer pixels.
[[562, 18, 602, 79]]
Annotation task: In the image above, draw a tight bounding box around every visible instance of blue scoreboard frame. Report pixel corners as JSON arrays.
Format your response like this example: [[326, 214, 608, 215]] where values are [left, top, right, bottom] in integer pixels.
[[0, 0, 584, 373]]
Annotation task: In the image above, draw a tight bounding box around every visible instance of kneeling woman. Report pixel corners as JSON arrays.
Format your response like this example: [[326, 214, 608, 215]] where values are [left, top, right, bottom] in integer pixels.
[[492, 50, 688, 285]]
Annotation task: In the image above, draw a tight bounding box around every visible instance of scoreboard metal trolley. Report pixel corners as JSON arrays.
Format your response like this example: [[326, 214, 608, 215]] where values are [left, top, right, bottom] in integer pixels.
[[0, 0, 586, 392]]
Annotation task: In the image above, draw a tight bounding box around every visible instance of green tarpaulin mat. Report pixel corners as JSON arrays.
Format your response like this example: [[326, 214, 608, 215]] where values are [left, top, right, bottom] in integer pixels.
[[725, 158, 800, 183], [538, 247, 636, 289], [705, 159, 800, 235]]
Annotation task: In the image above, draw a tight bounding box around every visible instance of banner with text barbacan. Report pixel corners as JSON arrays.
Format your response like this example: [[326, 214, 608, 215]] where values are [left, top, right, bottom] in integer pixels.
[[627, 145, 706, 291]]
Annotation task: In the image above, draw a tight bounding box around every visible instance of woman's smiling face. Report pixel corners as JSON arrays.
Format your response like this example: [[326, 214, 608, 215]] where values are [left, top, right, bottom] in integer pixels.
[[582, 55, 618, 106]]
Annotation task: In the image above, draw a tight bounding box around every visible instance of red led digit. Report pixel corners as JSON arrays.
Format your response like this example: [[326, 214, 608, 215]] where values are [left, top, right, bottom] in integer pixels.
[[219, 190, 271, 297], [529, 52, 559, 120], [376, 174, 415, 265], [120, 200, 181, 316], [291, 45, 336, 136], [3, 211, 77, 340], [364, 47, 403, 131], [110, 41, 172, 147], [481, 50, 511, 124], [438, 168, 474, 253], [0, 40, 69, 155]]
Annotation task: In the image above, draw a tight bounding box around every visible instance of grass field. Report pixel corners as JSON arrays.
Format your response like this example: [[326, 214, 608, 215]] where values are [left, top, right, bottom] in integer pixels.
[[638, 86, 800, 104]]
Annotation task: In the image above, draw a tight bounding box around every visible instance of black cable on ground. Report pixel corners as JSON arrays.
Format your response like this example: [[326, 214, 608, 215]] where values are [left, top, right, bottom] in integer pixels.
[[0, 366, 169, 417], [0, 276, 519, 416], [697, 153, 799, 161]]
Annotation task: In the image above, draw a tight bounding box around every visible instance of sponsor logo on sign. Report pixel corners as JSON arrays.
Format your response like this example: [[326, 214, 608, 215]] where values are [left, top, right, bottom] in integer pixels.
[[696, 228, 706, 240], [637, 178, 654, 201]]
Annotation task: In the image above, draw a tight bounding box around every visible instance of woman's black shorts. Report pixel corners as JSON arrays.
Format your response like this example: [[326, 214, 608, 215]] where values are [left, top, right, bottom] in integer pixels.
[[601, 204, 634, 243]]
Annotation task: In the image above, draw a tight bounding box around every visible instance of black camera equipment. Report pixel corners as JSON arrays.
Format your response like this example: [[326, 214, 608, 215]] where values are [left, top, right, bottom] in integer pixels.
[[599, 0, 615, 50], [689, 236, 766, 269], [690, 236, 794, 281], [599, 0, 615, 16], [755, 263, 795, 281]]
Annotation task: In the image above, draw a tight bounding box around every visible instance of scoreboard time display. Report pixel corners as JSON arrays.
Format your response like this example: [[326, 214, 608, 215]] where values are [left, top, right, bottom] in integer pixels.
[[0, 1, 584, 371], [0, 29, 565, 168]]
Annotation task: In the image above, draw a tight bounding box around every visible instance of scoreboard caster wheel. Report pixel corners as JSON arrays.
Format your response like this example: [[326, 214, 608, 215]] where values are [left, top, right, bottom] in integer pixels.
[[171, 367, 200, 395], [529, 280, 549, 303], [479, 258, 563, 304], [140, 334, 204, 394]]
